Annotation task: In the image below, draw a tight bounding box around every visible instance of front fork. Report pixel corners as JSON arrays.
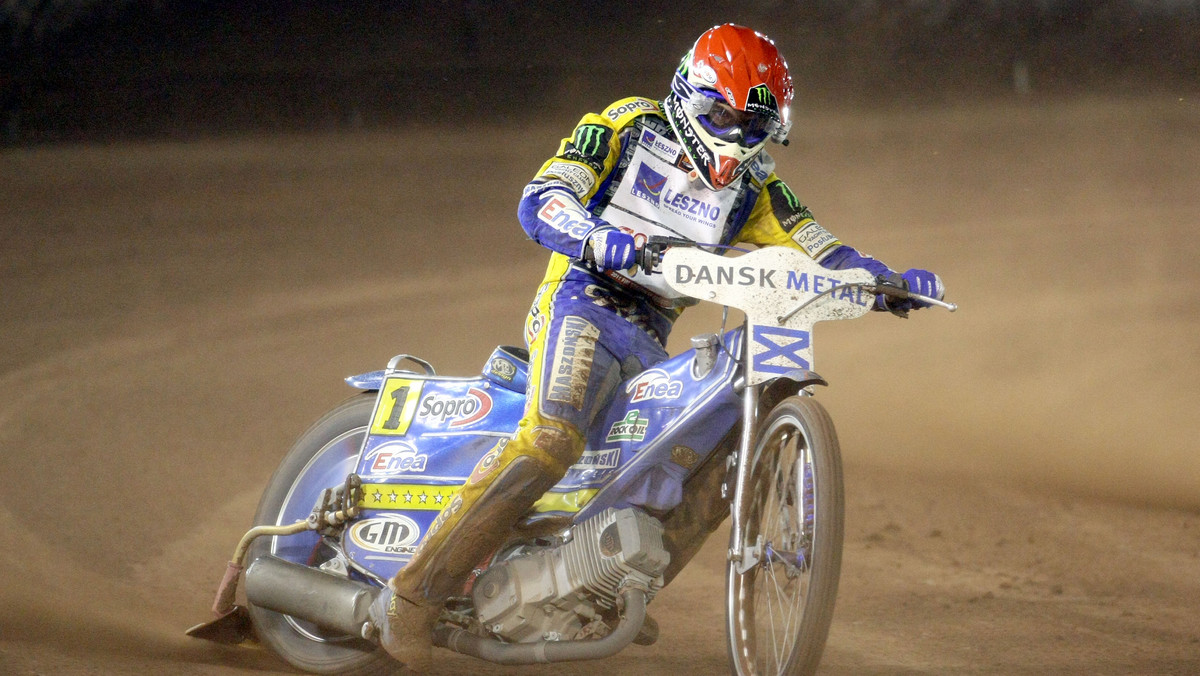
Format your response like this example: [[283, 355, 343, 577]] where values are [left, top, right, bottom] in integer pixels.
[[727, 378, 760, 569]]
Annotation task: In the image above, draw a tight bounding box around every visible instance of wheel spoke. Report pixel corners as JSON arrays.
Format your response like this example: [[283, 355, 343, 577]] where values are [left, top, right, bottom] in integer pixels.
[[752, 431, 805, 672]]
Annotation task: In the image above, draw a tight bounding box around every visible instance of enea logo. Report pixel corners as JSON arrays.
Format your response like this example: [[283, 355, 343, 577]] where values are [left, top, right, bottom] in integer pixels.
[[418, 387, 492, 428], [348, 515, 420, 554], [625, 368, 683, 402], [364, 441, 429, 475], [468, 442, 504, 484], [631, 163, 667, 206], [538, 195, 594, 239]]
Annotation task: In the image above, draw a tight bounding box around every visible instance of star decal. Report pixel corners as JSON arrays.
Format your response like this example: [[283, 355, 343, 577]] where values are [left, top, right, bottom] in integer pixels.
[[358, 485, 456, 510]]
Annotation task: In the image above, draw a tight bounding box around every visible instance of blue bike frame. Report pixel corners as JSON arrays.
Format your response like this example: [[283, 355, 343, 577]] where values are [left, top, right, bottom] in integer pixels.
[[270, 330, 746, 584]]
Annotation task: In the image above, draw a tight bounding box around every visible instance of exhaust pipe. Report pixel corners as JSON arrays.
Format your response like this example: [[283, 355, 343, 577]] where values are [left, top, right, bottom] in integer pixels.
[[432, 587, 649, 664], [245, 555, 650, 665], [244, 554, 380, 638]]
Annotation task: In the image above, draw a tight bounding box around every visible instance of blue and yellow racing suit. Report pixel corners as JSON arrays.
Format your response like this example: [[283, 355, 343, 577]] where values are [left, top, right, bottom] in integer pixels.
[[513, 96, 892, 457]]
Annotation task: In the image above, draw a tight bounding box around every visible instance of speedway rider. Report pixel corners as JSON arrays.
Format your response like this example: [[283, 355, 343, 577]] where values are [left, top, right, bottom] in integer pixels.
[[372, 24, 946, 671]]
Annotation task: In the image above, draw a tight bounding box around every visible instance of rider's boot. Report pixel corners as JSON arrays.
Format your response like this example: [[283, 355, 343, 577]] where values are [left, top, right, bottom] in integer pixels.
[[370, 590, 439, 673], [377, 425, 579, 672]]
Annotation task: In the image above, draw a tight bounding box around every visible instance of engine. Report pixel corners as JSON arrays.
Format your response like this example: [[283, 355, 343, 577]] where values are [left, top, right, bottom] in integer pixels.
[[471, 507, 669, 643]]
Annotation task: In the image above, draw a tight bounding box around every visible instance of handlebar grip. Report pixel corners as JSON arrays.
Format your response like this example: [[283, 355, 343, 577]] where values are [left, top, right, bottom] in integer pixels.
[[646, 235, 696, 248], [639, 236, 696, 275], [873, 276, 909, 299]]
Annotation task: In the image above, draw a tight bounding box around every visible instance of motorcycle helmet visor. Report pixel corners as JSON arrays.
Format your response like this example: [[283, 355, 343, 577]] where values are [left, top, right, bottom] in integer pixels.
[[687, 86, 776, 147]]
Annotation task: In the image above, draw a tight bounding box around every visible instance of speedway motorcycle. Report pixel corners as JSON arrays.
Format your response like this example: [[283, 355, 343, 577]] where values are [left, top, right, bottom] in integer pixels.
[[188, 237, 954, 675]]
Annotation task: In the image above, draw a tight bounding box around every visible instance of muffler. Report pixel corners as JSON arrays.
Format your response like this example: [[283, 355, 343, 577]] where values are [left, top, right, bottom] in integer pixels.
[[433, 587, 649, 664], [243, 555, 650, 665], [244, 554, 381, 638]]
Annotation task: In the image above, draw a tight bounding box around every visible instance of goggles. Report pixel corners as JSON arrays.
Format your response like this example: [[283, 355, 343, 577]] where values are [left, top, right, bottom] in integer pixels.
[[672, 72, 791, 147]]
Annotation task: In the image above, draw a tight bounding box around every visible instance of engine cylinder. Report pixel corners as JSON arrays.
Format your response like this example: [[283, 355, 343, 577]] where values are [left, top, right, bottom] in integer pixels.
[[472, 508, 669, 643]]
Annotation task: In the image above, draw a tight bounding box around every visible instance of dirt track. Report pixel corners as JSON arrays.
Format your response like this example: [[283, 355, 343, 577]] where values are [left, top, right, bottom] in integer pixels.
[[2, 94, 1198, 675]]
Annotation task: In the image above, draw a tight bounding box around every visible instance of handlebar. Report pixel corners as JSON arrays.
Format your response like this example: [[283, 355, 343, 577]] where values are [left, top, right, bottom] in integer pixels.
[[873, 275, 958, 312], [637, 235, 695, 274]]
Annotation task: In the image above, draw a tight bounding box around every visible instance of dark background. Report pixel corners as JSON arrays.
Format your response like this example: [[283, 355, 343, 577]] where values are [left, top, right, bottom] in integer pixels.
[[3, 0, 1198, 145], [4, 3, 1200, 675]]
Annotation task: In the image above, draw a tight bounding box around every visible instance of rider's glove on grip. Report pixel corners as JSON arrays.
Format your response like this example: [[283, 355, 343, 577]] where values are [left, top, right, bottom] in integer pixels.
[[588, 227, 638, 272], [879, 268, 945, 315], [901, 268, 945, 307]]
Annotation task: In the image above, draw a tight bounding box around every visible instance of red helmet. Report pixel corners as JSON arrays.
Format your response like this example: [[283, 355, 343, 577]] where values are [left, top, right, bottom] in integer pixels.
[[664, 24, 794, 190]]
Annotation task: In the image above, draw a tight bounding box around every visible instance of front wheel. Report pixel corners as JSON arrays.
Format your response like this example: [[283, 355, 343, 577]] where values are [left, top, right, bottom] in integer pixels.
[[726, 396, 845, 676], [245, 393, 394, 675]]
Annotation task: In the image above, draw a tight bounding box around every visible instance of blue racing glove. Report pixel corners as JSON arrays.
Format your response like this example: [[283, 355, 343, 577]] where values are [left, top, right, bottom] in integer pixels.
[[902, 268, 945, 307], [586, 227, 638, 272], [880, 268, 945, 315]]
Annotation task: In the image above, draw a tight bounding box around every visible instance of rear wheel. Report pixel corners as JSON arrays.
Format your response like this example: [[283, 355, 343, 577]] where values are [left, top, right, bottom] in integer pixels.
[[246, 393, 394, 675], [726, 396, 844, 676]]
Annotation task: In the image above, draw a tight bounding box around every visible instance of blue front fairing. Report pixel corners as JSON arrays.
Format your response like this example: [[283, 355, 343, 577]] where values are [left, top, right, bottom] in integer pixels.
[[337, 335, 742, 581]]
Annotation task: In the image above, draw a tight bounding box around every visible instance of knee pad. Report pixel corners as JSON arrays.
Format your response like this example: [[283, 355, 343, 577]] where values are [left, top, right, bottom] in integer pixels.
[[512, 420, 585, 475]]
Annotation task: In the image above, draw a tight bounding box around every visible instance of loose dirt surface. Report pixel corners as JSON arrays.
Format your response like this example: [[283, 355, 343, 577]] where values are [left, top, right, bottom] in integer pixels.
[[2, 94, 1198, 675]]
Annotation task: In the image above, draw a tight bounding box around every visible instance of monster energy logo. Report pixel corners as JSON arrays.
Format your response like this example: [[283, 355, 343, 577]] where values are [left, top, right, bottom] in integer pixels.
[[746, 85, 778, 116], [768, 179, 814, 232], [775, 180, 800, 210], [572, 125, 608, 157]]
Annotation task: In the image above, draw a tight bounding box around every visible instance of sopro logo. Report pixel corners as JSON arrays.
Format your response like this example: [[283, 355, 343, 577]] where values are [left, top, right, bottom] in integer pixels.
[[348, 515, 421, 554], [418, 387, 492, 428]]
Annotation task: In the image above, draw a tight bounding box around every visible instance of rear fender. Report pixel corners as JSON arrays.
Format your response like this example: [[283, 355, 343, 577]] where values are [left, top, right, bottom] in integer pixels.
[[345, 369, 385, 390], [345, 347, 529, 392]]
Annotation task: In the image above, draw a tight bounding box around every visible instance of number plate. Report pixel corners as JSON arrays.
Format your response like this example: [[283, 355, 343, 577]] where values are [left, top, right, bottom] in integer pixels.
[[369, 377, 425, 436]]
